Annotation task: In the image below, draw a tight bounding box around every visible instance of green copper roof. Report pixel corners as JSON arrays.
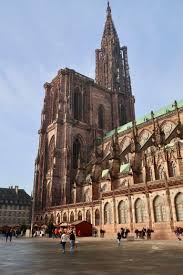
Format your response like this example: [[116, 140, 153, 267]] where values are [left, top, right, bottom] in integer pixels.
[[120, 163, 131, 173], [104, 99, 183, 140], [101, 169, 110, 178]]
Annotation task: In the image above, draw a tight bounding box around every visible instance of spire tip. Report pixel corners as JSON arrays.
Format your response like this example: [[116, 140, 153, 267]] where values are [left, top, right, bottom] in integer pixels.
[[107, 1, 111, 14]]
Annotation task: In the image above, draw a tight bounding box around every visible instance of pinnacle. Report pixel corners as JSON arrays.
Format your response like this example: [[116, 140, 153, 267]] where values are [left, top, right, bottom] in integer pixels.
[[102, 2, 119, 42], [107, 1, 111, 15]]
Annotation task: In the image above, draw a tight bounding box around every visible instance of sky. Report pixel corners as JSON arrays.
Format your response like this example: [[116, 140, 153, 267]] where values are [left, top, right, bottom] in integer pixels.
[[0, 0, 183, 195]]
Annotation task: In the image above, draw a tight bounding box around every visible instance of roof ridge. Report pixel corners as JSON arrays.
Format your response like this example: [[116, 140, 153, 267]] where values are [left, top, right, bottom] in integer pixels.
[[104, 98, 183, 139]]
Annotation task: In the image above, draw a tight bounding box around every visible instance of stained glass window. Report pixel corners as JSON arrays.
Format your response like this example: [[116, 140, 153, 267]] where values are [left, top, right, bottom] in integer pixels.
[[153, 195, 166, 222], [118, 200, 128, 224], [175, 193, 183, 221], [135, 198, 146, 223]]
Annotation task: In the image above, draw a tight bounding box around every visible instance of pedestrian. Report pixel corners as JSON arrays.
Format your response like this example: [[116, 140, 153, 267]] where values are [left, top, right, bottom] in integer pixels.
[[60, 233, 68, 253], [117, 232, 122, 246], [142, 228, 146, 239], [175, 227, 182, 241], [147, 228, 153, 240], [5, 229, 9, 242], [15, 229, 18, 238], [9, 228, 13, 242], [69, 231, 75, 254], [124, 228, 130, 239], [120, 228, 124, 238], [134, 229, 139, 239]]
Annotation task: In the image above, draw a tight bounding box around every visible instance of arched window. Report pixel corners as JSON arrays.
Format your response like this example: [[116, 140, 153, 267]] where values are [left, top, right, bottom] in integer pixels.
[[47, 136, 55, 171], [78, 211, 82, 221], [52, 90, 57, 122], [135, 198, 146, 223], [119, 103, 127, 126], [72, 137, 81, 169], [46, 181, 51, 206], [86, 210, 91, 223], [84, 189, 90, 202], [168, 161, 176, 177], [95, 209, 100, 226], [83, 92, 87, 123], [118, 200, 128, 224], [104, 202, 112, 224], [175, 193, 183, 221], [153, 195, 166, 222], [57, 213, 60, 224], [36, 216, 39, 222], [40, 216, 43, 221], [98, 105, 104, 129], [157, 165, 165, 180], [63, 212, 67, 222], [70, 211, 75, 223], [73, 88, 82, 120], [146, 167, 153, 182]]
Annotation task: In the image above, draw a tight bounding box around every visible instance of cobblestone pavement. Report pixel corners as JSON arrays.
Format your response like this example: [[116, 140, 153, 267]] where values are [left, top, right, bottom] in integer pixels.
[[0, 237, 183, 275]]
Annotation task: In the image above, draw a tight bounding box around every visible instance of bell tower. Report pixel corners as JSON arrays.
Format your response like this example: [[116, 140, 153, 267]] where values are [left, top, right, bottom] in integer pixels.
[[95, 2, 135, 127]]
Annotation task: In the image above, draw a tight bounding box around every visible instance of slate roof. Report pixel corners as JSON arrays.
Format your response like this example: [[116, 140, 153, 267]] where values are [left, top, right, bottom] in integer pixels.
[[120, 163, 131, 173], [0, 187, 31, 205], [102, 169, 110, 178]]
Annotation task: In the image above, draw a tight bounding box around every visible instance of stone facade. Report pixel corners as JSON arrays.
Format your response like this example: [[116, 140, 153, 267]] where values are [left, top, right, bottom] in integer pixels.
[[32, 3, 183, 239], [0, 186, 32, 227]]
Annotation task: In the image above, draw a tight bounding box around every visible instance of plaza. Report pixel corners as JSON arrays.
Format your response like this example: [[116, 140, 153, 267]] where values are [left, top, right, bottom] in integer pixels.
[[0, 237, 183, 274]]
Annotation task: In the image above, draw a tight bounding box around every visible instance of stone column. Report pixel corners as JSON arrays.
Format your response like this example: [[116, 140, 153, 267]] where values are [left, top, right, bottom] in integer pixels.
[[100, 198, 103, 230], [146, 192, 152, 229], [112, 193, 117, 233], [165, 180, 174, 231], [91, 203, 94, 225], [127, 183, 133, 232]]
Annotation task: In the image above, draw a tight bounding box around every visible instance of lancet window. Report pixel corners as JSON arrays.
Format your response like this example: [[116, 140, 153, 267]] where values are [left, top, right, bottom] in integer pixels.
[[153, 195, 166, 222]]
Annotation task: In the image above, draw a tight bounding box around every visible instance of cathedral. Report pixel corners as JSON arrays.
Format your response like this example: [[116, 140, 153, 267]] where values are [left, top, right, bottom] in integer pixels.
[[32, 3, 183, 239]]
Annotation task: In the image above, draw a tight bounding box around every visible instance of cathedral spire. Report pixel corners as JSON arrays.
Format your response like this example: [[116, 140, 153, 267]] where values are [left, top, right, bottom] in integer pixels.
[[107, 1, 111, 14], [102, 1, 119, 45], [95, 3, 135, 127]]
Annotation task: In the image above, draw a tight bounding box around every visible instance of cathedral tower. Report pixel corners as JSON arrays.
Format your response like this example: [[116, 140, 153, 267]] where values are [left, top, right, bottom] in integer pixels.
[[33, 3, 135, 212], [95, 2, 135, 127]]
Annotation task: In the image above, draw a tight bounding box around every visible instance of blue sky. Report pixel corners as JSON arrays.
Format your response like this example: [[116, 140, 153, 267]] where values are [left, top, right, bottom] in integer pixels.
[[0, 0, 183, 195]]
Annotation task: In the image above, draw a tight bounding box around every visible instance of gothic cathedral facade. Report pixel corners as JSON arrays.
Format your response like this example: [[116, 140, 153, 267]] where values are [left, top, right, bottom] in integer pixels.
[[33, 3, 183, 239]]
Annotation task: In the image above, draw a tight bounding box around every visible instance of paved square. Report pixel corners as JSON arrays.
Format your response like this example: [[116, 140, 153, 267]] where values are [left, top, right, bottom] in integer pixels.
[[0, 237, 183, 274]]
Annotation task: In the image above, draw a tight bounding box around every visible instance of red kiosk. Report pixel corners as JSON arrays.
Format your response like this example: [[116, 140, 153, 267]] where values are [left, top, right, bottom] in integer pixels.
[[71, 221, 92, 237]]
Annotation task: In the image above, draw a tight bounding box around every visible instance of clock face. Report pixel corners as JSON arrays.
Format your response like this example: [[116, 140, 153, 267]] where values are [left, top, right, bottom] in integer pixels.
[[139, 130, 151, 147], [162, 122, 174, 138]]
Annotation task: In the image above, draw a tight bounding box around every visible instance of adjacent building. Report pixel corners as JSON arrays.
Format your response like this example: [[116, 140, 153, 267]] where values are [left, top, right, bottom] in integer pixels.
[[0, 186, 32, 227], [32, 3, 183, 239]]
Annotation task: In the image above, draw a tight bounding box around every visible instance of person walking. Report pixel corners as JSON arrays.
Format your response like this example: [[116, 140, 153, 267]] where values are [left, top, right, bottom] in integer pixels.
[[5, 229, 9, 242], [134, 229, 139, 239], [60, 233, 68, 253], [117, 232, 122, 246], [175, 227, 182, 241], [120, 228, 124, 239], [69, 231, 75, 254], [9, 229, 13, 242], [147, 228, 154, 240]]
